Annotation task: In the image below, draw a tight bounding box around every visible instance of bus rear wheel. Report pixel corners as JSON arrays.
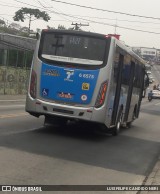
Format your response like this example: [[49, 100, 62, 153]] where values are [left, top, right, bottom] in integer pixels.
[[126, 109, 136, 128]]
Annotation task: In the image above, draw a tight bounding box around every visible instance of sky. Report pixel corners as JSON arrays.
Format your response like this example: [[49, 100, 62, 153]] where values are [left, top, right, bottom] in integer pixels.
[[1, 0, 160, 48]]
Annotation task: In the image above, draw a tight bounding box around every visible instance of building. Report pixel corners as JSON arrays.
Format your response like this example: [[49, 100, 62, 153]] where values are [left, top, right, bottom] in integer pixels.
[[132, 47, 157, 63]]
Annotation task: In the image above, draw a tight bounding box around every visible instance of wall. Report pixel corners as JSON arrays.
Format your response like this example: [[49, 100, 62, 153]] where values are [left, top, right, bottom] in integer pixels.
[[0, 33, 36, 95], [0, 66, 30, 94]]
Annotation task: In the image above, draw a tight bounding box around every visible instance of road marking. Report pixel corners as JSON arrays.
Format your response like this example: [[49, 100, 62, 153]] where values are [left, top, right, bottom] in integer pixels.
[[0, 99, 25, 102], [0, 127, 43, 136], [0, 105, 25, 108], [155, 102, 160, 105], [0, 112, 29, 119]]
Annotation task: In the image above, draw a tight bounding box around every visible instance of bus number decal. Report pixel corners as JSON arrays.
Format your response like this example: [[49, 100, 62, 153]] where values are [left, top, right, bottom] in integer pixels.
[[79, 73, 94, 79], [70, 37, 81, 45]]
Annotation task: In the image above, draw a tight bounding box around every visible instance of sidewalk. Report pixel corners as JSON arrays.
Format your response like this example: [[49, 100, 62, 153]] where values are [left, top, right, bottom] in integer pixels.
[[140, 157, 160, 193]]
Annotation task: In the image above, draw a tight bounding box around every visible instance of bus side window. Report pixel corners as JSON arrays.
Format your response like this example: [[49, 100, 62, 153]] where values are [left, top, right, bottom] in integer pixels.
[[121, 54, 131, 86]]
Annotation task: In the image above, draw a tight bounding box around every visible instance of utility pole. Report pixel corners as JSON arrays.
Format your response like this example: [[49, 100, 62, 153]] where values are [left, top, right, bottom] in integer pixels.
[[71, 22, 89, 30]]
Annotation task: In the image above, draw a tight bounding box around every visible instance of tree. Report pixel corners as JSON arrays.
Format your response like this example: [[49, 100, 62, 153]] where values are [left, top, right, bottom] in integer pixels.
[[58, 25, 66, 30], [20, 26, 29, 33], [47, 25, 55, 30], [13, 7, 50, 34], [8, 23, 21, 31], [0, 19, 5, 27]]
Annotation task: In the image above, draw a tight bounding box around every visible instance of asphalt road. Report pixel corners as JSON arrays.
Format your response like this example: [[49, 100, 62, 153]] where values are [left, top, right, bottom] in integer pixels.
[[0, 96, 160, 194], [0, 65, 160, 194]]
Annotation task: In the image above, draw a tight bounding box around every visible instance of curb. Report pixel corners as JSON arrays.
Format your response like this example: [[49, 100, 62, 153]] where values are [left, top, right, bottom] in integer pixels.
[[139, 157, 160, 194]]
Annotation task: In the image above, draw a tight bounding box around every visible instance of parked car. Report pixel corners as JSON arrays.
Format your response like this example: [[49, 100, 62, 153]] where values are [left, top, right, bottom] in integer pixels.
[[151, 90, 160, 99], [157, 85, 160, 91], [147, 71, 151, 75], [149, 78, 153, 83]]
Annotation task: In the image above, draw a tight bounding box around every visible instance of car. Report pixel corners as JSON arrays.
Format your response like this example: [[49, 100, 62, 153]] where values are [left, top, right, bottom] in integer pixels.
[[157, 85, 160, 91], [147, 71, 151, 74], [149, 78, 153, 83], [152, 78, 155, 82], [151, 90, 160, 99]]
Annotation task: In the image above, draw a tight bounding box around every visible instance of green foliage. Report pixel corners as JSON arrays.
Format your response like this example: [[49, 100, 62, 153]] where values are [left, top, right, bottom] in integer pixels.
[[0, 19, 5, 26], [13, 7, 50, 22], [13, 7, 50, 34], [0, 26, 18, 35], [58, 25, 66, 30]]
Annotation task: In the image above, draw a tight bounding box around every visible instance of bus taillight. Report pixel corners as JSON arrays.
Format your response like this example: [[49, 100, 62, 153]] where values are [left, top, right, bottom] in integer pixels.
[[95, 81, 108, 108], [30, 69, 37, 99]]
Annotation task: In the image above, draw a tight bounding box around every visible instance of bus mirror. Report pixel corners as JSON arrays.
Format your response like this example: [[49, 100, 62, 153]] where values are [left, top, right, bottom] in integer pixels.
[[36, 33, 40, 40]]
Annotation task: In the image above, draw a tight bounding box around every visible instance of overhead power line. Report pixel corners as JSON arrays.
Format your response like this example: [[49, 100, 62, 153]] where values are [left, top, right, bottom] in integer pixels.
[[12, 0, 72, 22], [1, 0, 160, 35], [51, 0, 160, 21], [81, 17, 160, 35], [70, 14, 160, 25], [0, 3, 21, 9]]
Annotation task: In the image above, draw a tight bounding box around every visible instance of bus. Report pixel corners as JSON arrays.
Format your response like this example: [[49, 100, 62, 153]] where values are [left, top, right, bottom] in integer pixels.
[[26, 29, 148, 135]]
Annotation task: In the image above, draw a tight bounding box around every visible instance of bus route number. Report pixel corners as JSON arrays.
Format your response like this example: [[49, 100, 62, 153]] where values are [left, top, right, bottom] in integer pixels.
[[79, 73, 94, 79], [70, 37, 81, 45]]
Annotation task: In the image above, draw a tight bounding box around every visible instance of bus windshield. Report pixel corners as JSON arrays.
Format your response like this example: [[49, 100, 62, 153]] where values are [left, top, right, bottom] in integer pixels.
[[39, 32, 107, 65]]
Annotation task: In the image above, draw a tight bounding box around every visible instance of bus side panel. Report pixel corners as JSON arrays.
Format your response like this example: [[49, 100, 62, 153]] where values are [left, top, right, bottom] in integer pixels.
[[127, 87, 139, 122], [123, 61, 135, 122], [127, 63, 144, 122]]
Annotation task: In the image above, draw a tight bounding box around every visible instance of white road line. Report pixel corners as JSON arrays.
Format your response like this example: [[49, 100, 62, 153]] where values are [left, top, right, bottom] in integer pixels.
[[0, 99, 26, 102], [155, 102, 160, 105], [0, 127, 42, 136], [0, 112, 28, 119], [0, 105, 25, 108], [0, 99, 25, 102]]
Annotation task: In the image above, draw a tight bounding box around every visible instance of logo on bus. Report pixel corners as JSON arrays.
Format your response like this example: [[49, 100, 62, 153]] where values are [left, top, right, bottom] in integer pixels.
[[81, 94, 87, 101], [82, 83, 90, 90], [42, 88, 49, 96], [64, 70, 74, 82], [43, 69, 60, 77]]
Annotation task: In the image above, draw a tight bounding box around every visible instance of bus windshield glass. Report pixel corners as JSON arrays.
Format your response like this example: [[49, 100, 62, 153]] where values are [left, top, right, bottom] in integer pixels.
[[39, 32, 107, 65]]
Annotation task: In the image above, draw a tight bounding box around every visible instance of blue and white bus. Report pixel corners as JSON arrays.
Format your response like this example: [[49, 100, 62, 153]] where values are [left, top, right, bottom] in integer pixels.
[[26, 29, 148, 135]]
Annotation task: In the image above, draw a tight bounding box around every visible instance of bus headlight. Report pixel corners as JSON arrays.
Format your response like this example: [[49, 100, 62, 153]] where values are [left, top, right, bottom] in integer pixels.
[[30, 69, 37, 99], [95, 81, 108, 108]]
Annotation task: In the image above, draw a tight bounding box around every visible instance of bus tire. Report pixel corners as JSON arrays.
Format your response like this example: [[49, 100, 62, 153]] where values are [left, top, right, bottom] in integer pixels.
[[126, 108, 136, 128], [112, 109, 123, 136], [126, 121, 132, 128]]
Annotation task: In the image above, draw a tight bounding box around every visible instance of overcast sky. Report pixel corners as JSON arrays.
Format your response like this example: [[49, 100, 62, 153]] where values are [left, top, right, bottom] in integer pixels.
[[1, 0, 160, 48]]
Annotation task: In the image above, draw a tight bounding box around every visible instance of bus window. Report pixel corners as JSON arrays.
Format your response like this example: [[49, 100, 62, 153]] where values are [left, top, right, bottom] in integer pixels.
[[39, 32, 108, 66]]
